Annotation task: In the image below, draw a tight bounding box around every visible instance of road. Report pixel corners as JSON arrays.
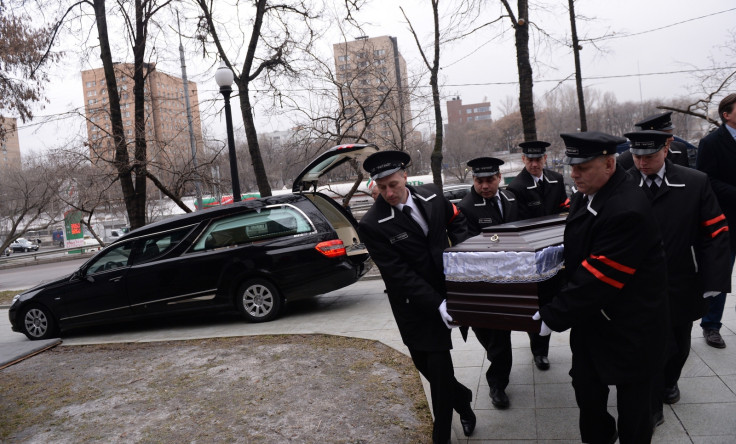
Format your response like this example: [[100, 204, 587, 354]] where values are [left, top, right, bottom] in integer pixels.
[[0, 258, 87, 292]]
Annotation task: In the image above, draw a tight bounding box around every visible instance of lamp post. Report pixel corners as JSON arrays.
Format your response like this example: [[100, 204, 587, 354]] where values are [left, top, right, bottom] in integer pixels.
[[215, 61, 241, 202], [416, 149, 422, 174]]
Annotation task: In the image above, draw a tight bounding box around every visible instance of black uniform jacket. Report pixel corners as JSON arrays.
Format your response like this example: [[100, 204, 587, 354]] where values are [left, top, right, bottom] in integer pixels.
[[457, 187, 519, 237], [539, 167, 669, 384], [697, 125, 736, 251], [627, 161, 731, 325], [507, 168, 570, 220], [358, 184, 468, 351], [617, 141, 690, 170]]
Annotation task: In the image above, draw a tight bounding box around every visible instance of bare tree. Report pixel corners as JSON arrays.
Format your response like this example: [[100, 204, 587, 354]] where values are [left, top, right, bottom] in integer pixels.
[[194, 0, 324, 198], [0, 160, 62, 253], [0, 0, 61, 139], [567, 0, 586, 131], [500, 0, 536, 141]]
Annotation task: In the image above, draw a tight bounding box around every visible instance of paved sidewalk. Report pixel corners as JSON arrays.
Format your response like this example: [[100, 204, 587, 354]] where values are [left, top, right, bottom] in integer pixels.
[[2, 276, 736, 443]]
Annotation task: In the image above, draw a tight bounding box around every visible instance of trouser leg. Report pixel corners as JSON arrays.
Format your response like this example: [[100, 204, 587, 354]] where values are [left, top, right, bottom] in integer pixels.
[[472, 327, 512, 389], [528, 331, 550, 357], [570, 351, 616, 443], [409, 348, 456, 444], [616, 379, 654, 444], [664, 322, 693, 387], [700, 252, 736, 330]]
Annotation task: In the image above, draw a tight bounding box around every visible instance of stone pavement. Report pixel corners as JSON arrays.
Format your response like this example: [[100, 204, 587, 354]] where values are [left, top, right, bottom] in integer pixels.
[[2, 275, 736, 443]]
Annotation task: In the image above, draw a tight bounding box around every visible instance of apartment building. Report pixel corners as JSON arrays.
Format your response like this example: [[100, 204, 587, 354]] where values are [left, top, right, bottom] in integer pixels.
[[0, 116, 22, 173], [333, 35, 416, 145], [446, 96, 492, 126], [81, 63, 203, 168]]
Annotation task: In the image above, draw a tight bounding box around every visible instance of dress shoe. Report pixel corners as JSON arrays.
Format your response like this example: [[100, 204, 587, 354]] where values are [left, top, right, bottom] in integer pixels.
[[663, 384, 680, 404], [534, 355, 550, 370], [459, 408, 476, 436], [606, 430, 619, 444], [703, 328, 726, 348], [490, 387, 509, 409]]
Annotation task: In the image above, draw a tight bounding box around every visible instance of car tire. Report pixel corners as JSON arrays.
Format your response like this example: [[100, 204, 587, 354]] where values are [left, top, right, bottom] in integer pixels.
[[23, 248, 29, 252], [20, 304, 59, 340], [235, 279, 283, 323]]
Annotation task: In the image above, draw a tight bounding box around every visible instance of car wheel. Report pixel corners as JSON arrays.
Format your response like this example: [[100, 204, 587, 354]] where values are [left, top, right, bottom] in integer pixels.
[[236, 279, 282, 323], [23, 248, 29, 252], [20, 304, 59, 340]]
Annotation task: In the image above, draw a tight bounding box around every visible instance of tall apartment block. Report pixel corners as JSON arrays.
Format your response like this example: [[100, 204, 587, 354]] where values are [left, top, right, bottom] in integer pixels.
[[81, 63, 203, 169], [0, 116, 22, 173], [445, 96, 492, 126], [333, 35, 415, 146]]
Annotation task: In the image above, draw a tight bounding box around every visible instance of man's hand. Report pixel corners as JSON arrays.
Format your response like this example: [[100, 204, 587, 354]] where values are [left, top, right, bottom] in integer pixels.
[[533, 311, 551, 336], [704, 291, 720, 298], [439, 300, 457, 329]]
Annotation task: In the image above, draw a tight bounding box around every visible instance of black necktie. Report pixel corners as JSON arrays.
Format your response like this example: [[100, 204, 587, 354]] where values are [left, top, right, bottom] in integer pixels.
[[493, 196, 503, 222], [648, 174, 659, 196], [537, 178, 545, 194], [401, 206, 423, 233]]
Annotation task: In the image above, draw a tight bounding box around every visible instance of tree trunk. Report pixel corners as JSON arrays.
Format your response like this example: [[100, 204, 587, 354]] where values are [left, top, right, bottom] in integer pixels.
[[429, 0, 443, 187], [568, 0, 587, 131], [514, 0, 537, 142], [237, 82, 272, 197], [129, 0, 147, 228], [93, 0, 145, 229]]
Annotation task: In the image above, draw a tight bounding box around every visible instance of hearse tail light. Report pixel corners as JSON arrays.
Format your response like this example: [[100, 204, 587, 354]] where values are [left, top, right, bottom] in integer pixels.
[[315, 240, 346, 258]]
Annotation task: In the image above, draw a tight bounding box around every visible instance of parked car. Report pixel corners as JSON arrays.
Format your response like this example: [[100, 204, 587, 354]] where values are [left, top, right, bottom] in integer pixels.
[[10, 238, 40, 253], [443, 184, 472, 203], [9, 144, 377, 340], [3, 246, 10, 256]]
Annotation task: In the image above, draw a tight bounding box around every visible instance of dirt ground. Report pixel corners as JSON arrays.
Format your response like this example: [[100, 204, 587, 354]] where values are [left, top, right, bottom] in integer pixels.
[[0, 334, 433, 443]]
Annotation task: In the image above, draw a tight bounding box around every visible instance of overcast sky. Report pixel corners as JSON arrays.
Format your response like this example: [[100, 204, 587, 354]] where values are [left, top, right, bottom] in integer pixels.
[[14, 0, 736, 157]]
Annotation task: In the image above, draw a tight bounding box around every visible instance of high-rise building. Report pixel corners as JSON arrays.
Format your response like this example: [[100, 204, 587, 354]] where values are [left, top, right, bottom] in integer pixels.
[[81, 63, 203, 169], [333, 36, 415, 146], [0, 116, 22, 173], [445, 96, 492, 126]]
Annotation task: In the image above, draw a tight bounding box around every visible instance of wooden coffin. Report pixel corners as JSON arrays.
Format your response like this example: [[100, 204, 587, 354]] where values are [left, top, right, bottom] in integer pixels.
[[443, 214, 566, 332]]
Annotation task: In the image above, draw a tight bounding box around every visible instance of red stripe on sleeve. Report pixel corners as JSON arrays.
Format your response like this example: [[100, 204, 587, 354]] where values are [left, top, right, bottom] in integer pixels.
[[702, 214, 726, 227], [710, 226, 729, 238], [582, 260, 625, 289], [589, 255, 636, 275]]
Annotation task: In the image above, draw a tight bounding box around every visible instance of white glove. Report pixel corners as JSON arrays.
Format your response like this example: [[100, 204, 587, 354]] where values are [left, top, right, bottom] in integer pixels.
[[533, 311, 551, 336], [439, 299, 457, 329], [704, 291, 720, 298]]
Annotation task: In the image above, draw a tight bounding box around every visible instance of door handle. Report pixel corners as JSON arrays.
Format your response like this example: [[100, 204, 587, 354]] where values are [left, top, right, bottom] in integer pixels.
[[109, 276, 122, 282]]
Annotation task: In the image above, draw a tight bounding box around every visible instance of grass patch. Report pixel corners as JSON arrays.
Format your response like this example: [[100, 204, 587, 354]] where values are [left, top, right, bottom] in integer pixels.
[[0, 289, 25, 306]]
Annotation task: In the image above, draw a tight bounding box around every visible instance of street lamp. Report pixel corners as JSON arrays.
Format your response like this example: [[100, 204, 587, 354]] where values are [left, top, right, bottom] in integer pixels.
[[416, 149, 422, 174], [215, 61, 241, 202]]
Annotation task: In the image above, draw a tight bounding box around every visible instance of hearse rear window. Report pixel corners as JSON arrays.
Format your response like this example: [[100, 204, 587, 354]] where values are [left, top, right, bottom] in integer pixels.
[[191, 206, 313, 251]]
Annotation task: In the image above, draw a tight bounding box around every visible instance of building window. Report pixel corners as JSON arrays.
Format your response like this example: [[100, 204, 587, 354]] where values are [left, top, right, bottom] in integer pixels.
[[338, 55, 349, 62], [357, 61, 369, 68], [475, 115, 491, 121], [373, 59, 385, 66], [86, 81, 96, 88], [474, 106, 489, 113], [465, 109, 472, 114], [374, 49, 386, 57]]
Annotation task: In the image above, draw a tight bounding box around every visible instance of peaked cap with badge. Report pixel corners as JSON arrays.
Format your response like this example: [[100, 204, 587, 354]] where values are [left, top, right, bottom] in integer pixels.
[[519, 140, 550, 159], [467, 157, 504, 177], [560, 131, 627, 165], [624, 130, 671, 156], [362, 150, 411, 180], [635, 112, 674, 131]]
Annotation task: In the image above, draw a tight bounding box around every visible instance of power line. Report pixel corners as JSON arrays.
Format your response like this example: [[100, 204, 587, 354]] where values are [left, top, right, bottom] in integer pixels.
[[597, 7, 736, 41]]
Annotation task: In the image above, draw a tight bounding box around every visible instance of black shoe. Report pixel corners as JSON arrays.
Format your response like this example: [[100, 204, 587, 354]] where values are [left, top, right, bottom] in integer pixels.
[[652, 410, 664, 432], [663, 384, 680, 404], [704, 328, 726, 348], [459, 408, 476, 436], [534, 355, 550, 370], [606, 430, 619, 444], [490, 387, 509, 409]]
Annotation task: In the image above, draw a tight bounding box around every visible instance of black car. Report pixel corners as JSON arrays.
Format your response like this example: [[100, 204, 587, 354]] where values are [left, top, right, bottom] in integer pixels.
[[9, 144, 377, 340], [10, 238, 40, 252]]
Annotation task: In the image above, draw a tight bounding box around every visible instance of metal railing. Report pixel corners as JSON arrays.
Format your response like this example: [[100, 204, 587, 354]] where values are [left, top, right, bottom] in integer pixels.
[[0, 245, 101, 269]]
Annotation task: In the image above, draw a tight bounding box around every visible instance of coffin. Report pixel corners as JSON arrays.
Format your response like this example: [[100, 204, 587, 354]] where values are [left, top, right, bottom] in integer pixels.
[[443, 214, 566, 332]]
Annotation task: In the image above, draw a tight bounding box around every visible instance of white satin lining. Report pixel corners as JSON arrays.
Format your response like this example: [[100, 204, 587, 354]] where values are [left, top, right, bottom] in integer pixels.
[[443, 245, 564, 283]]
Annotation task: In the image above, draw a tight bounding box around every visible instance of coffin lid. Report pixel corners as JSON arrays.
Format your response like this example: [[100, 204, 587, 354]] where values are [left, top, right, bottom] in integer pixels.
[[447, 213, 566, 253]]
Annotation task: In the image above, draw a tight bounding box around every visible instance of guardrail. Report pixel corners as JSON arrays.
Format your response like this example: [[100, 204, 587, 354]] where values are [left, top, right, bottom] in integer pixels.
[[0, 245, 101, 269]]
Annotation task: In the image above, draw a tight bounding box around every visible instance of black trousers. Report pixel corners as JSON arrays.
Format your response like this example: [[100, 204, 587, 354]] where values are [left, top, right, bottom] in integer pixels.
[[409, 348, 472, 444], [472, 327, 512, 389], [664, 321, 693, 387], [571, 349, 654, 444], [528, 331, 551, 357]]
